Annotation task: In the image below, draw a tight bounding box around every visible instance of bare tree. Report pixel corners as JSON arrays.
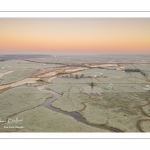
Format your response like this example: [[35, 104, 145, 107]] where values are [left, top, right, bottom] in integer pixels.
[[90, 82, 94, 87], [75, 74, 79, 79], [80, 74, 84, 78]]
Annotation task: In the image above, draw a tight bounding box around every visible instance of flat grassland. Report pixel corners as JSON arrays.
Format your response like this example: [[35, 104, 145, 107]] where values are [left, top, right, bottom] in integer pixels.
[[0, 55, 150, 132]]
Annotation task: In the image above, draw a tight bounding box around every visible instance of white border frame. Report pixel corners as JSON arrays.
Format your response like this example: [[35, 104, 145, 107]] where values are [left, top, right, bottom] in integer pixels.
[[1, 12, 150, 18]]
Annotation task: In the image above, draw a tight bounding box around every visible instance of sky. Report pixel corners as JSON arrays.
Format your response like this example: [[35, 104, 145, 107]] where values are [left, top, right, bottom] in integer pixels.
[[0, 18, 150, 54]]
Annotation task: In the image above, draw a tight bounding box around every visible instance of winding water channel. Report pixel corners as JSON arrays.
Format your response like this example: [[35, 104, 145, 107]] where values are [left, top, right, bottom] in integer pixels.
[[38, 85, 122, 132]]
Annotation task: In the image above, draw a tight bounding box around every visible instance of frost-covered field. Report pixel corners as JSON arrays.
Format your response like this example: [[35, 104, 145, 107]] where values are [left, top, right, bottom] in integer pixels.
[[0, 55, 150, 132]]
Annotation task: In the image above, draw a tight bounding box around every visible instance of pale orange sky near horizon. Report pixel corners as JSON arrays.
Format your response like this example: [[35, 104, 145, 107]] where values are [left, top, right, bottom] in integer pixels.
[[0, 18, 150, 54]]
